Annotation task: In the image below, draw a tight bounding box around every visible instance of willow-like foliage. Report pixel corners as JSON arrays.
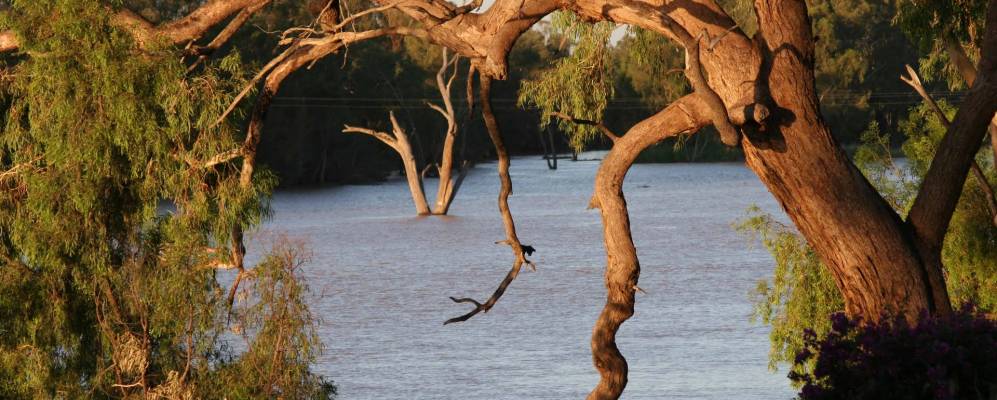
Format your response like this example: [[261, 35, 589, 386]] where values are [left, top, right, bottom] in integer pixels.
[[517, 12, 614, 152], [895, 0, 988, 88], [736, 209, 843, 383], [0, 1, 333, 398]]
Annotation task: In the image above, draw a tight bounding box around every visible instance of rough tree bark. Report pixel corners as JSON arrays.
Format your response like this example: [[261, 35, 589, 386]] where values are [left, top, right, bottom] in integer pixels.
[[745, 1, 951, 318], [345, 112, 433, 215], [943, 36, 997, 164], [588, 95, 711, 400]]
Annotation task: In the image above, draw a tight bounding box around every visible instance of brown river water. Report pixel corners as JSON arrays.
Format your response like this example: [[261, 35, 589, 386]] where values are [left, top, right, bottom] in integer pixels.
[[247, 154, 796, 399]]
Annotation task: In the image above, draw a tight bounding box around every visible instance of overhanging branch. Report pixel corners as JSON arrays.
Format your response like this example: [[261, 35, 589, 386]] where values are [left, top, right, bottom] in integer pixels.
[[1, 0, 274, 53]]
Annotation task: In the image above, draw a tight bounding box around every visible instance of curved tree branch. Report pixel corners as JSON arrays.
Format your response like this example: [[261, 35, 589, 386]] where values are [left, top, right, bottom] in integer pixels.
[[445, 74, 535, 325], [587, 94, 711, 400]]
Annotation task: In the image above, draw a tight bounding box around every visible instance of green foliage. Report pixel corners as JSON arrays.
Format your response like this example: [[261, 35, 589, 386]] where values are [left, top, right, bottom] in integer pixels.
[[895, 0, 988, 89], [201, 238, 336, 399], [611, 26, 687, 110], [518, 12, 615, 152], [736, 208, 843, 383], [890, 103, 997, 312], [852, 121, 918, 212], [895, 0, 988, 54], [0, 0, 332, 397]]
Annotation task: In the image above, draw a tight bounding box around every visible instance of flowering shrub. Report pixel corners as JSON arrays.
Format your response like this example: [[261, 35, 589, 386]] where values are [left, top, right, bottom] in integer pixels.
[[792, 308, 997, 400]]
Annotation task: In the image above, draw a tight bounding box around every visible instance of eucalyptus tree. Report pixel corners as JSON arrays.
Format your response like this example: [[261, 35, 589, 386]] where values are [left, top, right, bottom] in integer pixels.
[[211, 1, 997, 398], [3, 1, 996, 399]]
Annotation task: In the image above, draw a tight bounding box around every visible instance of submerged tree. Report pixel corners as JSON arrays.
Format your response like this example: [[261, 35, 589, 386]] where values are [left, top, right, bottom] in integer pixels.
[[344, 48, 469, 216]]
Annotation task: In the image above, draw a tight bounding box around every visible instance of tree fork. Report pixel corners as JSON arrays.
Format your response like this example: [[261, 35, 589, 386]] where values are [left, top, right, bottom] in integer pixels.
[[901, 65, 997, 227], [344, 112, 433, 215]]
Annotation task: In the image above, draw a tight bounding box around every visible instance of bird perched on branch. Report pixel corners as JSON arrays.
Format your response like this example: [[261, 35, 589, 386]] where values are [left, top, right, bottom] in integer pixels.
[[307, 0, 340, 32]]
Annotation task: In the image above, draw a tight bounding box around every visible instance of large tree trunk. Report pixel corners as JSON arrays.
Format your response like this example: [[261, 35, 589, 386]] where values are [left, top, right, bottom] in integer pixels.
[[743, 1, 950, 319]]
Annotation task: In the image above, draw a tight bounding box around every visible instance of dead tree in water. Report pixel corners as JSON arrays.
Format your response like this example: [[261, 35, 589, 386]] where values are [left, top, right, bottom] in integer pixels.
[[344, 48, 469, 215], [345, 112, 431, 215]]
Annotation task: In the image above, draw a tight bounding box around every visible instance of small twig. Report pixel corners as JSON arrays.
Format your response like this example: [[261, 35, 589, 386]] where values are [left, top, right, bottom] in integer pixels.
[[0, 156, 43, 186]]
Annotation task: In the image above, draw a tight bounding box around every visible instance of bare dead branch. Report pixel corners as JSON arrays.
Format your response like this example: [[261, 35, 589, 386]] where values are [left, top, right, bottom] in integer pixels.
[[342, 125, 400, 149], [448, 297, 482, 308], [345, 111, 431, 214]]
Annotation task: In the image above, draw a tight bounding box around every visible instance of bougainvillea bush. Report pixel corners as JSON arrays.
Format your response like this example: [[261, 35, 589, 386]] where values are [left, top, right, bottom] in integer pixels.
[[792, 308, 997, 400]]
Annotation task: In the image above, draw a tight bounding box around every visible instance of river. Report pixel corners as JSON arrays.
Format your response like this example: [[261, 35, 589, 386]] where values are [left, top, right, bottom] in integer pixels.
[[250, 154, 797, 399]]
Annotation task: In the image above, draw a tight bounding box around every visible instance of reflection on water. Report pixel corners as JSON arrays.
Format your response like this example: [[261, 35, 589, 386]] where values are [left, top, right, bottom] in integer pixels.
[[249, 154, 796, 399]]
